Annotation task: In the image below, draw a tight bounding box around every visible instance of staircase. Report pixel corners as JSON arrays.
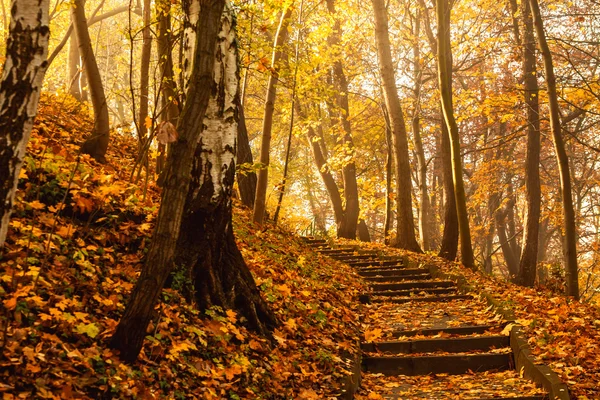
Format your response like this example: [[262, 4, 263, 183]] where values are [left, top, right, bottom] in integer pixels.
[[302, 238, 550, 400]]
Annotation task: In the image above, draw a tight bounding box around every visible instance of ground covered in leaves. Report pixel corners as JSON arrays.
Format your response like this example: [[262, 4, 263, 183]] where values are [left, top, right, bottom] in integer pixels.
[[0, 94, 366, 399], [337, 239, 600, 400]]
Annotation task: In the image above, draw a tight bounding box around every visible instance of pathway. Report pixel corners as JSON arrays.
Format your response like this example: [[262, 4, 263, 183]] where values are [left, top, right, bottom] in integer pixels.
[[302, 238, 554, 400]]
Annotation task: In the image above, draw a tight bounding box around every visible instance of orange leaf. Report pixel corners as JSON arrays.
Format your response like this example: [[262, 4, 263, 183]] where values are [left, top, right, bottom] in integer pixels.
[[364, 328, 383, 342]]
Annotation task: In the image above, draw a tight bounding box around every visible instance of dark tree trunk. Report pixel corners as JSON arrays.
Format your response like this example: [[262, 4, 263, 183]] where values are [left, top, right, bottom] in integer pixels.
[[0, 0, 50, 247], [529, 0, 579, 298], [383, 106, 393, 245], [236, 101, 257, 208], [72, 0, 110, 162], [156, 0, 179, 174], [436, 0, 474, 268], [110, 0, 228, 362], [371, 0, 421, 252], [438, 119, 459, 261], [516, 0, 541, 287], [358, 219, 371, 242], [325, 0, 360, 240], [138, 0, 152, 142]]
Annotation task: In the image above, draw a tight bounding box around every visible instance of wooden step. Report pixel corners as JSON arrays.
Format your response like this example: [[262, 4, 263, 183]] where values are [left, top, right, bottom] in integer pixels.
[[383, 394, 546, 400], [370, 280, 455, 291], [363, 352, 512, 375], [301, 237, 327, 244], [370, 287, 458, 297], [361, 335, 509, 354], [317, 249, 353, 255], [359, 268, 428, 277], [393, 324, 504, 338], [350, 260, 404, 268], [363, 274, 431, 283], [372, 294, 473, 304], [330, 254, 378, 261]]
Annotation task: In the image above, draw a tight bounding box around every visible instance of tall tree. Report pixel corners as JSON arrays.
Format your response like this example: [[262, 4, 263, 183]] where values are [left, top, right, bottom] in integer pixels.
[[418, 0, 458, 260], [517, 0, 541, 287], [528, 0, 579, 298], [371, 0, 421, 252], [253, 6, 293, 225], [71, 0, 110, 162], [411, 10, 431, 251], [138, 0, 152, 143], [324, 0, 360, 239], [156, 0, 179, 174], [110, 0, 269, 362], [0, 0, 50, 248], [436, 0, 474, 268]]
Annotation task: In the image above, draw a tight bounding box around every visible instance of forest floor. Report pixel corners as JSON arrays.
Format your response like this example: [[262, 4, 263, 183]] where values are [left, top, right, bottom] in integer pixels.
[[0, 94, 366, 399], [1, 94, 600, 399]]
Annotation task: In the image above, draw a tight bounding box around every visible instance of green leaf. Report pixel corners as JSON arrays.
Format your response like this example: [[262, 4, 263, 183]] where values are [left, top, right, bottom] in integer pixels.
[[76, 322, 100, 338]]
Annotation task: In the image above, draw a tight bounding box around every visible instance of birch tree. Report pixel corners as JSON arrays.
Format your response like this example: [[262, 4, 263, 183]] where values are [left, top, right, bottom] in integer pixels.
[[0, 0, 50, 247]]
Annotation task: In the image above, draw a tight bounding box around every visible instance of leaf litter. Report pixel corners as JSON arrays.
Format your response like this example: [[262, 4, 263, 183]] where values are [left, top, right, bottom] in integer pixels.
[[0, 94, 366, 399]]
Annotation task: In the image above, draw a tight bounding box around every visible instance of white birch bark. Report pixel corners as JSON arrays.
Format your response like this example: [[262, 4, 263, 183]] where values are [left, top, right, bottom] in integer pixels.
[[190, 1, 238, 204], [0, 0, 50, 247]]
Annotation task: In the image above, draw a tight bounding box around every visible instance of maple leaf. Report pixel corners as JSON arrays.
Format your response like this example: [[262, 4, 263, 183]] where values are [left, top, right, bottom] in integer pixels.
[[298, 389, 320, 399], [226, 309, 237, 323], [27, 200, 46, 210], [364, 328, 383, 342], [275, 284, 292, 297], [75, 322, 100, 338], [284, 318, 297, 332]]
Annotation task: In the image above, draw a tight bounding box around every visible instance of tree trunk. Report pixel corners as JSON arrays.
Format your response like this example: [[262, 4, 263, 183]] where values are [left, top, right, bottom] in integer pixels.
[[371, 0, 421, 252], [110, 0, 227, 362], [383, 105, 393, 245], [438, 118, 459, 260], [253, 6, 293, 225], [174, 5, 277, 334], [236, 101, 257, 208], [0, 0, 50, 247], [529, 0, 579, 298], [72, 0, 110, 163], [138, 0, 152, 142], [411, 11, 430, 251], [436, 0, 474, 268], [156, 0, 179, 175], [358, 219, 371, 242], [67, 32, 82, 100], [516, 0, 542, 286], [325, 0, 359, 240]]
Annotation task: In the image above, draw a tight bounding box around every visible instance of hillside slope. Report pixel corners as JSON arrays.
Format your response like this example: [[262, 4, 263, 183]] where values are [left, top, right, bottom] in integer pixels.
[[0, 94, 365, 399]]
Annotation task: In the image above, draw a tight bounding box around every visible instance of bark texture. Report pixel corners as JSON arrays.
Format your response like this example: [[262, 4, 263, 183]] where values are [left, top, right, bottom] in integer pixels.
[[72, 0, 110, 162], [325, 0, 360, 239], [529, 0, 579, 298], [436, 0, 474, 268], [516, 0, 540, 287], [236, 101, 257, 208], [0, 0, 50, 247], [110, 0, 227, 362], [138, 0, 152, 142], [371, 0, 421, 252], [175, 5, 277, 334]]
